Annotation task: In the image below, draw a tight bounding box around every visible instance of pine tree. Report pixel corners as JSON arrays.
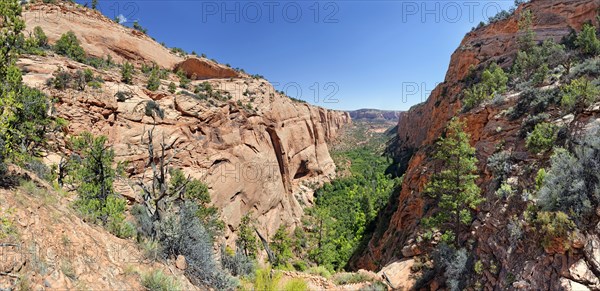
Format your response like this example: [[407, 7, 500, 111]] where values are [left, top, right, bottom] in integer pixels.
[[0, 0, 26, 162], [423, 118, 484, 247], [236, 213, 258, 258], [91, 0, 98, 10], [270, 225, 293, 267]]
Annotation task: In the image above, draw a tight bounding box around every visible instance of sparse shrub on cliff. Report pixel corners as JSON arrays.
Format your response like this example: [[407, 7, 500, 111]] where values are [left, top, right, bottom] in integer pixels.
[[177, 69, 190, 89], [54, 31, 86, 62], [32, 26, 48, 48], [487, 150, 512, 181], [525, 122, 557, 154], [121, 62, 134, 84], [462, 63, 507, 111], [519, 113, 549, 138], [487, 10, 511, 24], [115, 90, 133, 102], [432, 244, 468, 291], [332, 272, 373, 285], [133, 20, 148, 34], [168, 82, 176, 93], [49, 69, 72, 90], [530, 210, 575, 253], [575, 23, 600, 57], [560, 77, 599, 112], [145, 100, 164, 119], [146, 69, 161, 91]]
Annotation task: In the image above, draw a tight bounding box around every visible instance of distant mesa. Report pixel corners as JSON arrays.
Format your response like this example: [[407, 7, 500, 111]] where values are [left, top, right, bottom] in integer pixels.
[[348, 109, 402, 121]]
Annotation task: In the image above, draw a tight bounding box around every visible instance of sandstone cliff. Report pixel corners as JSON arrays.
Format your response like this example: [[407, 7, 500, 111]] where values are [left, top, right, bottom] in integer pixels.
[[19, 2, 350, 241], [352, 0, 600, 289]]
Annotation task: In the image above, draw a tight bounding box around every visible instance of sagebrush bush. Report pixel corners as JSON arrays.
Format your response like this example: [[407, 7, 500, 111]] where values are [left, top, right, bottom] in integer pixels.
[[487, 151, 511, 181], [115, 91, 132, 102], [433, 244, 468, 291], [538, 133, 600, 223], [526, 122, 557, 154], [220, 244, 255, 277], [519, 113, 549, 138], [157, 202, 238, 289], [568, 57, 600, 79]]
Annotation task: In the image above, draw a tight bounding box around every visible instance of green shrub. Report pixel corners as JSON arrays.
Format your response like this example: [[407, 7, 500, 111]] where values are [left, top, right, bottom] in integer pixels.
[[141, 269, 181, 291], [168, 82, 176, 93], [462, 63, 508, 111], [133, 20, 148, 34], [146, 69, 161, 91], [525, 122, 557, 154], [33, 26, 48, 48], [283, 278, 308, 291], [292, 261, 307, 271], [495, 182, 514, 199], [254, 267, 281, 291], [121, 62, 134, 84], [487, 150, 511, 181], [575, 23, 600, 57], [74, 70, 87, 91], [332, 272, 373, 285], [560, 77, 599, 111], [50, 70, 72, 90], [306, 266, 332, 278], [532, 211, 575, 252], [270, 225, 293, 268], [54, 31, 86, 62], [177, 70, 191, 89]]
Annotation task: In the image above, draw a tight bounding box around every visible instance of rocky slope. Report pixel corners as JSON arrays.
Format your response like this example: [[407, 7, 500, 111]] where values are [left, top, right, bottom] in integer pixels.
[[19, 2, 350, 241], [352, 0, 600, 289], [0, 168, 199, 290]]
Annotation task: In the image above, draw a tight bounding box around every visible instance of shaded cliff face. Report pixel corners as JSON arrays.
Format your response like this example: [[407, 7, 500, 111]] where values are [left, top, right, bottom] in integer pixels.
[[21, 2, 350, 240], [352, 0, 600, 278]]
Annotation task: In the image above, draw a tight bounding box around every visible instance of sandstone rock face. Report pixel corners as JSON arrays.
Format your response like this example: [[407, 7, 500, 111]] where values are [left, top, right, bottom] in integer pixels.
[[20, 4, 350, 241], [351, 0, 600, 288], [23, 2, 182, 68], [175, 58, 240, 80], [376, 259, 415, 290]]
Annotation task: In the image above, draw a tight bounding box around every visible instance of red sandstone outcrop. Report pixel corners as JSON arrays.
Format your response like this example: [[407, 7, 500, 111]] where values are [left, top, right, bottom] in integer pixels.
[[19, 3, 350, 242], [352, 0, 600, 289]]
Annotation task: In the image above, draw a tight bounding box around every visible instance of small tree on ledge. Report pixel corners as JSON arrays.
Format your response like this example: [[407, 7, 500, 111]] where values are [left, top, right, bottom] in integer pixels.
[[422, 118, 484, 247]]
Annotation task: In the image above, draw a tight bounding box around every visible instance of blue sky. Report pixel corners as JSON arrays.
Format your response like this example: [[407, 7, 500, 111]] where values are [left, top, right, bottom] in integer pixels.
[[88, 1, 514, 111]]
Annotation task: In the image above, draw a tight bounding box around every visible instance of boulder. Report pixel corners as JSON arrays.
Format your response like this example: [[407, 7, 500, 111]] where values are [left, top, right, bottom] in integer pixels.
[[176, 255, 187, 270], [377, 259, 415, 290]]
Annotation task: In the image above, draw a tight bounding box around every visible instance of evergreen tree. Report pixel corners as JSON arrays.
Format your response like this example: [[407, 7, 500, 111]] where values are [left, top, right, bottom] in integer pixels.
[[575, 23, 600, 57], [270, 225, 293, 267], [423, 118, 484, 247], [91, 0, 98, 10], [236, 213, 258, 258]]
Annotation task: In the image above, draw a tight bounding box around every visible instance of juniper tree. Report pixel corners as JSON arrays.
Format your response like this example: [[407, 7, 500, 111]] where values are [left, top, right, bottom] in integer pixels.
[[423, 118, 484, 247]]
